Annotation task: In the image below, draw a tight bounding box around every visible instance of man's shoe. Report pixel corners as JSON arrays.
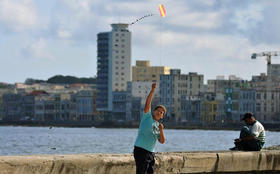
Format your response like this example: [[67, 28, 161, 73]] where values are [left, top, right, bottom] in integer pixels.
[[229, 147, 239, 151]]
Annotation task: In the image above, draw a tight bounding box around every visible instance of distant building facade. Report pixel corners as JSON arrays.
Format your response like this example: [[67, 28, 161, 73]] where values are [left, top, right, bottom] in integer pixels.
[[181, 95, 201, 123], [207, 76, 243, 93], [225, 88, 256, 122], [132, 60, 170, 82], [126, 81, 160, 122], [160, 69, 204, 122], [96, 23, 132, 113]]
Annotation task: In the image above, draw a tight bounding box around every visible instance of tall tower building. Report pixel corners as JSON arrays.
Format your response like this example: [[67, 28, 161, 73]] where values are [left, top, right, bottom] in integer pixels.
[[96, 23, 132, 111]]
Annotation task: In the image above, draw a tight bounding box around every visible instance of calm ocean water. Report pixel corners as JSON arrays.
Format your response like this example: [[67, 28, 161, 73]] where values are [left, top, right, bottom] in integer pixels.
[[0, 126, 279, 156]]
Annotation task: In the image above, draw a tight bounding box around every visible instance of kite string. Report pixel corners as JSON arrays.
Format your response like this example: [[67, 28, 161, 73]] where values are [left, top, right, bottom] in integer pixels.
[[159, 17, 163, 66], [129, 13, 155, 25]]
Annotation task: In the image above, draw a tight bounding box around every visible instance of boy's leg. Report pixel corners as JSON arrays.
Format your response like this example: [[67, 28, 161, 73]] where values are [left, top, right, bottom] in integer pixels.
[[147, 153, 155, 174], [133, 147, 150, 174], [135, 160, 149, 174]]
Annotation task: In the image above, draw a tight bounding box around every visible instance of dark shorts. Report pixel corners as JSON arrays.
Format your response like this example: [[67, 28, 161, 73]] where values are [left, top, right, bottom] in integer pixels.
[[133, 146, 155, 174]]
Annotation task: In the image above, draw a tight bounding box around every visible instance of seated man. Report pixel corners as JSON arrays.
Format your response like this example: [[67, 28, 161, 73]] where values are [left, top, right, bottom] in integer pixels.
[[230, 112, 265, 151]]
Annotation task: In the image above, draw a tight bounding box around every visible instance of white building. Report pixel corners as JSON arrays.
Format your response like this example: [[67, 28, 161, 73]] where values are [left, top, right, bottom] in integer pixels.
[[127, 81, 160, 106], [96, 23, 132, 111]]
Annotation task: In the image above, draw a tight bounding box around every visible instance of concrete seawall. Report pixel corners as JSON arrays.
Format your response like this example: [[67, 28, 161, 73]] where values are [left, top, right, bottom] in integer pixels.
[[0, 150, 280, 174]]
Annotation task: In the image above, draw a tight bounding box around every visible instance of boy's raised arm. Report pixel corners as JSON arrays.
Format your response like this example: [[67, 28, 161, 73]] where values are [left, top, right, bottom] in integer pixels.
[[144, 83, 157, 113]]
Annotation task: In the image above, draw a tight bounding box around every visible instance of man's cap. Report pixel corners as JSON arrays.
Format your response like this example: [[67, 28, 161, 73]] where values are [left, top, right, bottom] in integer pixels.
[[242, 112, 254, 120]]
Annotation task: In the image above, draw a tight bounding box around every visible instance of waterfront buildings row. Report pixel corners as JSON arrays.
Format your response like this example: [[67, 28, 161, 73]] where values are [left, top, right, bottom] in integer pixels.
[[94, 23, 280, 124], [1, 89, 97, 122], [1, 23, 280, 124], [1, 67, 280, 124]]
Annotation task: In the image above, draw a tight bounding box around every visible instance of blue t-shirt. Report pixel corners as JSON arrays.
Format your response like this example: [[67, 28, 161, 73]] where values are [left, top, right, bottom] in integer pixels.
[[134, 111, 160, 152]]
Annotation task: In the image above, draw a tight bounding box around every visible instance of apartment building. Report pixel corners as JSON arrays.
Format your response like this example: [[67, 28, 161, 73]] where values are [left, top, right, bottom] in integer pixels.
[[160, 69, 204, 122], [125, 81, 160, 121], [207, 76, 243, 93], [96, 23, 132, 112], [225, 88, 256, 123], [132, 60, 170, 82], [255, 89, 280, 122]]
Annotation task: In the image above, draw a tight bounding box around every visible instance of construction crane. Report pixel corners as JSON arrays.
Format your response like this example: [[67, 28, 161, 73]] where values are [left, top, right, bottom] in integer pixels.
[[251, 51, 280, 64]]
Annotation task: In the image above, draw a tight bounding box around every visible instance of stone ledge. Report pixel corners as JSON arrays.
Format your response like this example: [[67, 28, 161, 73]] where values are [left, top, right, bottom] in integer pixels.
[[0, 150, 279, 174]]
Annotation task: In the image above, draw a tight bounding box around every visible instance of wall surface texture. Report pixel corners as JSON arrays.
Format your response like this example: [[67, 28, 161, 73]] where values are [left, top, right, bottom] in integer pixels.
[[0, 150, 280, 174]]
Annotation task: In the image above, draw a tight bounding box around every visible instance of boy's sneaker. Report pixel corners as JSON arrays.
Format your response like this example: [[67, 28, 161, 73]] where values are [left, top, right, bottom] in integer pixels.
[[229, 146, 239, 151]]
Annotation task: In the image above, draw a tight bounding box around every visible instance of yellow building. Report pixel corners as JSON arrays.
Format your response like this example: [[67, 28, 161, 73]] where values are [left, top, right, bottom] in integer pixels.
[[200, 100, 217, 123], [132, 60, 170, 82]]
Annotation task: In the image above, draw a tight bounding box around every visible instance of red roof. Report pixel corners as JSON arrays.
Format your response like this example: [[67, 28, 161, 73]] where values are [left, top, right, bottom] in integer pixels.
[[70, 84, 88, 88], [28, 90, 48, 96]]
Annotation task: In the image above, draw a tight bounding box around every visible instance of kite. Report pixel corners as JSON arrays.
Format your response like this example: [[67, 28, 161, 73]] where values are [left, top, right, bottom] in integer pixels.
[[158, 4, 166, 18], [129, 4, 166, 25]]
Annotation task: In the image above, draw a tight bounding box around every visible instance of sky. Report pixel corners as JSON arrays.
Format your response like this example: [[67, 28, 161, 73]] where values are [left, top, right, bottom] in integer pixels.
[[0, 0, 280, 84]]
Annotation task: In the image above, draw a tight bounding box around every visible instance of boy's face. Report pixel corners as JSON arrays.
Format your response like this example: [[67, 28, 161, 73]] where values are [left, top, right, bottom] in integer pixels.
[[153, 107, 165, 121]]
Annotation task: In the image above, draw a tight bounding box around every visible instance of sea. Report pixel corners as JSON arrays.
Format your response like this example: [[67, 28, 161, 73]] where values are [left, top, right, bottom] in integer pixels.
[[0, 126, 279, 156]]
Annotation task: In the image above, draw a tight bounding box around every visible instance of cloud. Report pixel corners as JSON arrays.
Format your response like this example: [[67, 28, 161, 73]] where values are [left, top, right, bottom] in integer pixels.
[[1, 0, 280, 83], [21, 38, 54, 60], [45, 0, 102, 43], [167, 11, 223, 30], [56, 29, 72, 40], [230, 3, 264, 31], [163, 1, 223, 30], [0, 0, 38, 32]]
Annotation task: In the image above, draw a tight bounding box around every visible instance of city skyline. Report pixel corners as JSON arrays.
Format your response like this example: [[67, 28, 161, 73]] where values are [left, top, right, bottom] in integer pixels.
[[1, 0, 280, 83]]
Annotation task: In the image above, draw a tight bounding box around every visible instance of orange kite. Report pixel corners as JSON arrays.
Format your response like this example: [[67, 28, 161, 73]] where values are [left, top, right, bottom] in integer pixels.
[[159, 4, 166, 18]]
